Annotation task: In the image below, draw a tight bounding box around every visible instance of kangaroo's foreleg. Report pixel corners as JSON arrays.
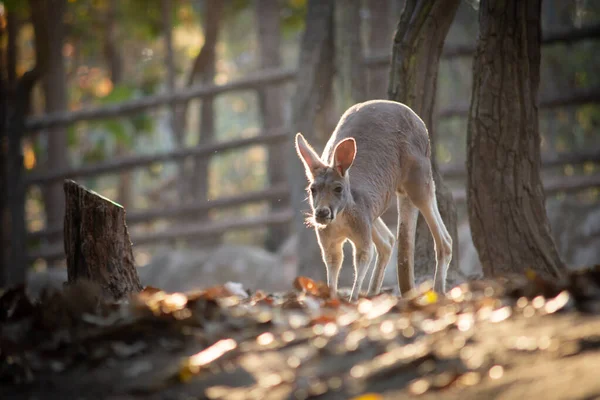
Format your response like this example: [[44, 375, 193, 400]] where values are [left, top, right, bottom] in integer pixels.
[[316, 232, 345, 298], [367, 218, 395, 296], [350, 241, 374, 302]]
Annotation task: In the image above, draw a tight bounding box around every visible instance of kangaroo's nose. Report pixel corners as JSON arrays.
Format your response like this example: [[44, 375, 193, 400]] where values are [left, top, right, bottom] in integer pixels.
[[315, 208, 331, 220]]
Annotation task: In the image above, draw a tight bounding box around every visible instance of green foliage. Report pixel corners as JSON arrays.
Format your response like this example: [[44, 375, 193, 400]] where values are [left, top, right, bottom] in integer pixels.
[[97, 84, 135, 105], [67, 125, 78, 148], [119, 0, 163, 41], [66, 82, 155, 163], [281, 0, 307, 37], [227, 0, 251, 18], [82, 135, 107, 164], [64, 0, 102, 55], [131, 113, 154, 133], [3, 0, 28, 14], [103, 119, 132, 147]]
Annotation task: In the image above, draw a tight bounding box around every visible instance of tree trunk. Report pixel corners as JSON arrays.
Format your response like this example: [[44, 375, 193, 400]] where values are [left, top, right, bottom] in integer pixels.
[[64, 180, 142, 300], [42, 0, 69, 248], [334, 0, 366, 109], [104, 0, 132, 210], [172, 1, 223, 143], [257, 0, 288, 251], [161, 0, 189, 202], [165, 1, 223, 205], [466, 0, 566, 278], [6, 11, 17, 91], [366, 0, 394, 99], [103, 0, 123, 85], [3, 0, 48, 286], [190, 0, 222, 247], [190, 0, 222, 199], [0, 15, 8, 277], [290, 0, 335, 280], [388, 0, 463, 287]]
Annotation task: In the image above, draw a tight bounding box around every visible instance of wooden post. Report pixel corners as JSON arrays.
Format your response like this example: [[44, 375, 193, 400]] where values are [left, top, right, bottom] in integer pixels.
[[63, 180, 142, 299]]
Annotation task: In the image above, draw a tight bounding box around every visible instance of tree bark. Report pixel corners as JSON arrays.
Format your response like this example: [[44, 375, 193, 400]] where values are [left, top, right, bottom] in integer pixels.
[[189, 0, 222, 196], [0, 14, 8, 277], [103, 0, 123, 85], [366, 0, 394, 99], [334, 0, 366, 109], [42, 0, 69, 249], [42, 0, 68, 219], [161, 1, 223, 204], [6, 11, 18, 92], [161, 0, 189, 202], [466, 0, 566, 278], [289, 0, 335, 280], [64, 180, 142, 300], [175, 1, 224, 131], [2, 0, 48, 287], [257, 0, 288, 251], [104, 0, 132, 210], [388, 0, 463, 286], [189, 0, 222, 248]]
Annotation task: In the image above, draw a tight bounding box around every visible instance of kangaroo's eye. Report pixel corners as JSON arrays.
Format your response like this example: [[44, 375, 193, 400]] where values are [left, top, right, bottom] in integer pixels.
[[310, 186, 317, 195], [334, 186, 343, 194]]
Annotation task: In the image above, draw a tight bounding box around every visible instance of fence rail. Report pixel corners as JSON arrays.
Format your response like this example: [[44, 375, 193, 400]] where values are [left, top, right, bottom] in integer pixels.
[[25, 68, 297, 131], [29, 210, 293, 263], [28, 184, 290, 241], [438, 87, 600, 119], [364, 23, 600, 66], [441, 148, 600, 179], [26, 130, 289, 185]]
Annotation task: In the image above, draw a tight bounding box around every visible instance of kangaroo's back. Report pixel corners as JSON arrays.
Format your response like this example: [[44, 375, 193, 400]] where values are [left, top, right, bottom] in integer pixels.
[[322, 100, 431, 216]]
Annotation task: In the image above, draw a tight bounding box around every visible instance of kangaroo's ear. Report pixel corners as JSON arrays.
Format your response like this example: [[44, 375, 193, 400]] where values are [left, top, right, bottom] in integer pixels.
[[332, 137, 356, 177], [295, 133, 325, 180]]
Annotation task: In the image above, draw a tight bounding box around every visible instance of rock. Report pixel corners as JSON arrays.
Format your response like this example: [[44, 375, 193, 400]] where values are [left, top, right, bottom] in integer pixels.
[[139, 244, 297, 293], [26, 268, 68, 298], [457, 196, 600, 276]]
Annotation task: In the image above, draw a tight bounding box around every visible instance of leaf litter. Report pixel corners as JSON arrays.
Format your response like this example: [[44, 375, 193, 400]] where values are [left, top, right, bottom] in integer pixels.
[[1, 266, 600, 399]]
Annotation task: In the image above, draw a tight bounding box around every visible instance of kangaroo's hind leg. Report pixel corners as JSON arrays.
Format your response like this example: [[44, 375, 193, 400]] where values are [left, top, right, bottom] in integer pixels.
[[404, 158, 453, 294], [418, 188, 452, 293], [396, 193, 419, 295]]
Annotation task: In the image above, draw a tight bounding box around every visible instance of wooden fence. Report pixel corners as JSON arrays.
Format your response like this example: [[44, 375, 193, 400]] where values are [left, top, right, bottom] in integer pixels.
[[17, 24, 600, 266]]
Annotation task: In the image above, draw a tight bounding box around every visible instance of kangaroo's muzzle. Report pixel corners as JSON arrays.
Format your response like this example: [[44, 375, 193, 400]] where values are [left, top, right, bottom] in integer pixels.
[[315, 207, 333, 224]]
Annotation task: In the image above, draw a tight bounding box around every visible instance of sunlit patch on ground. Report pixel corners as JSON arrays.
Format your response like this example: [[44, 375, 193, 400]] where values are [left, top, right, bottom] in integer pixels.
[[2, 266, 600, 399]]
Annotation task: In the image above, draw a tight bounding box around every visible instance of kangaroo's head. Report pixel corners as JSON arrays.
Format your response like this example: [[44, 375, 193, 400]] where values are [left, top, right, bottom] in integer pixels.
[[294, 133, 356, 227]]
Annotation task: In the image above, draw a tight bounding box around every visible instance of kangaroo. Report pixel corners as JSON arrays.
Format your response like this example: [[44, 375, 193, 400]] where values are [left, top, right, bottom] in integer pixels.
[[294, 100, 452, 301]]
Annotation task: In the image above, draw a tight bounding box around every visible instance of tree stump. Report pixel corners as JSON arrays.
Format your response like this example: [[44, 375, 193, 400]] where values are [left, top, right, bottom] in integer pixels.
[[63, 179, 142, 300]]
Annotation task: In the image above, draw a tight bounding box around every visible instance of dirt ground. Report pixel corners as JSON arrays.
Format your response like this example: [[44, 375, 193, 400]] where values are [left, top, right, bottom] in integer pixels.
[[1, 268, 600, 400]]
